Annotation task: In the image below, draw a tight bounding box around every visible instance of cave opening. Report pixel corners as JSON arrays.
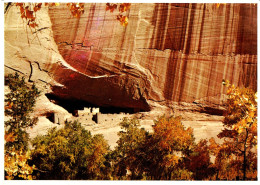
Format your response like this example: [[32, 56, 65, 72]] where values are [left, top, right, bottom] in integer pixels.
[[45, 93, 146, 116]]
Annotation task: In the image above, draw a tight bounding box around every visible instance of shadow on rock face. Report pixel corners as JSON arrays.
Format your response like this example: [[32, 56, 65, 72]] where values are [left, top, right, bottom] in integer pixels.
[[45, 92, 149, 116]]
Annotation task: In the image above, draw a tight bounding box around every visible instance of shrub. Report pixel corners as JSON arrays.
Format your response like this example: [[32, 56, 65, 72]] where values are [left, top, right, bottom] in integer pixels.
[[31, 121, 110, 180]]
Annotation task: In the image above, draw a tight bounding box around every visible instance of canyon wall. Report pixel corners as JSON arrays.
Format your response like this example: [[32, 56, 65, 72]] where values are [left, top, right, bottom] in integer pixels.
[[5, 3, 257, 113], [48, 3, 257, 111]]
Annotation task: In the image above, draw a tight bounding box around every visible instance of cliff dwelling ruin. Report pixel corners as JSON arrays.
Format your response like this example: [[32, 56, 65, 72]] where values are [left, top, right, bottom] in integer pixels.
[[45, 93, 134, 125]]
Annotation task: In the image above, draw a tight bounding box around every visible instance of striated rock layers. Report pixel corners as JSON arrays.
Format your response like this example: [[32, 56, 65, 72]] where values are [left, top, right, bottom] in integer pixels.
[[5, 3, 257, 113]]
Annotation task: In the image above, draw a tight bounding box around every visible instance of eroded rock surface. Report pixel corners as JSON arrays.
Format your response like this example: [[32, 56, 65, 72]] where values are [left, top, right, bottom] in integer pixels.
[[48, 3, 257, 112], [4, 3, 257, 145], [5, 3, 257, 114]]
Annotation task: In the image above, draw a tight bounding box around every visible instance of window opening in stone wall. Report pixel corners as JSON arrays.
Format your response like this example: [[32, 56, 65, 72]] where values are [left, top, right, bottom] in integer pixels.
[[45, 112, 55, 123]]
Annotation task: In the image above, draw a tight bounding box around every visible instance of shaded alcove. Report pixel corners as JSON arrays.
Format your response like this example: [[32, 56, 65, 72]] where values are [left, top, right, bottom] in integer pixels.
[[45, 112, 55, 123], [45, 93, 147, 116]]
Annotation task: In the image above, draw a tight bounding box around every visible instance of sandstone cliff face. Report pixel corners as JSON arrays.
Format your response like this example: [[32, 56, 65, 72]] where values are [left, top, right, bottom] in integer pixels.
[[5, 3, 257, 113], [48, 3, 257, 111]]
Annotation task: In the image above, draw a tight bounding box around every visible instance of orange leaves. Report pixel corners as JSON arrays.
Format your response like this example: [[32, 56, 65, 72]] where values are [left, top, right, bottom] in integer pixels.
[[15, 2, 84, 30], [5, 101, 13, 110], [106, 3, 131, 14], [215, 81, 258, 179], [15, 3, 41, 29], [5, 132, 16, 143], [117, 15, 129, 26], [106, 3, 131, 26], [222, 79, 257, 130], [164, 154, 179, 168], [106, 3, 117, 13], [67, 3, 85, 18], [88, 134, 109, 173], [15, 2, 131, 31], [29, 22, 38, 28], [119, 3, 131, 13], [5, 130, 35, 180], [153, 116, 194, 152], [25, 8, 34, 19], [33, 3, 42, 12], [215, 3, 226, 8], [44, 3, 60, 7]]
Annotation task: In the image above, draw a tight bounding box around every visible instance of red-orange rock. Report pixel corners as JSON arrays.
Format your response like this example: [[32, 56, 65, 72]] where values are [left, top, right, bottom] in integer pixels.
[[5, 3, 257, 112]]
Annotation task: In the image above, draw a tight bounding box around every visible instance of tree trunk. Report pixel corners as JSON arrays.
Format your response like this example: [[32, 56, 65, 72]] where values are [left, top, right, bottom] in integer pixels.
[[243, 129, 249, 180], [243, 149, 246, 180]]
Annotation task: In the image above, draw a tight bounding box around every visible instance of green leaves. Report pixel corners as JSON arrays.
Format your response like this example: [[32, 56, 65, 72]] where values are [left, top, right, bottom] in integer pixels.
[[31, 121, 110, 180], [5, 72, 40, 151], [4, 73, 40, 179], [5, 73, 40, 132]]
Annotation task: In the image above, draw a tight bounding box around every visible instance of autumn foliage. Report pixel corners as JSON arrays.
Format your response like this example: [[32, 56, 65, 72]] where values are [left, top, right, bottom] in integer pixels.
[[66, 3, 85, 18], [106, 3, 131, 26], [4, 74, 257, 180], [209, 80, 257, 180], [110, 116, 202, 180], [4, 73, 40, 180], [30, 121, 110, 180], [12, 3, 131, 29]]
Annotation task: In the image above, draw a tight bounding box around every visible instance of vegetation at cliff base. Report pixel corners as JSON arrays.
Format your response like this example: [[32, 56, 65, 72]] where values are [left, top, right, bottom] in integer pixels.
[[209, 80, 257, 180], [4, 72, 40, 180], [4, 73, 257, 180], [31, 121, 110, 180]]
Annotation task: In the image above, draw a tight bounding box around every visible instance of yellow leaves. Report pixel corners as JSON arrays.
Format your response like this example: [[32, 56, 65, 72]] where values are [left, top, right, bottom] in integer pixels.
[[106, 3, 131, 26], [164, 154, 179, 167], [153, 116, 194, 152], [44, 3, 59, 7], [117, 15, 129, 26], [227, 88, 232, 95], [237, 126, 244, 134], [222, 79, 230, 87], [216, 3, 226, 8], [209, 137, 220, 155], [217, 82, 257, 179], [5, 147, 35, 180], [19, 174, 33, 180], [119, 3, 131, 13], [246, 116, 253, 123], [67, 3, 85, 18], [232, 118, 253, 134]]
